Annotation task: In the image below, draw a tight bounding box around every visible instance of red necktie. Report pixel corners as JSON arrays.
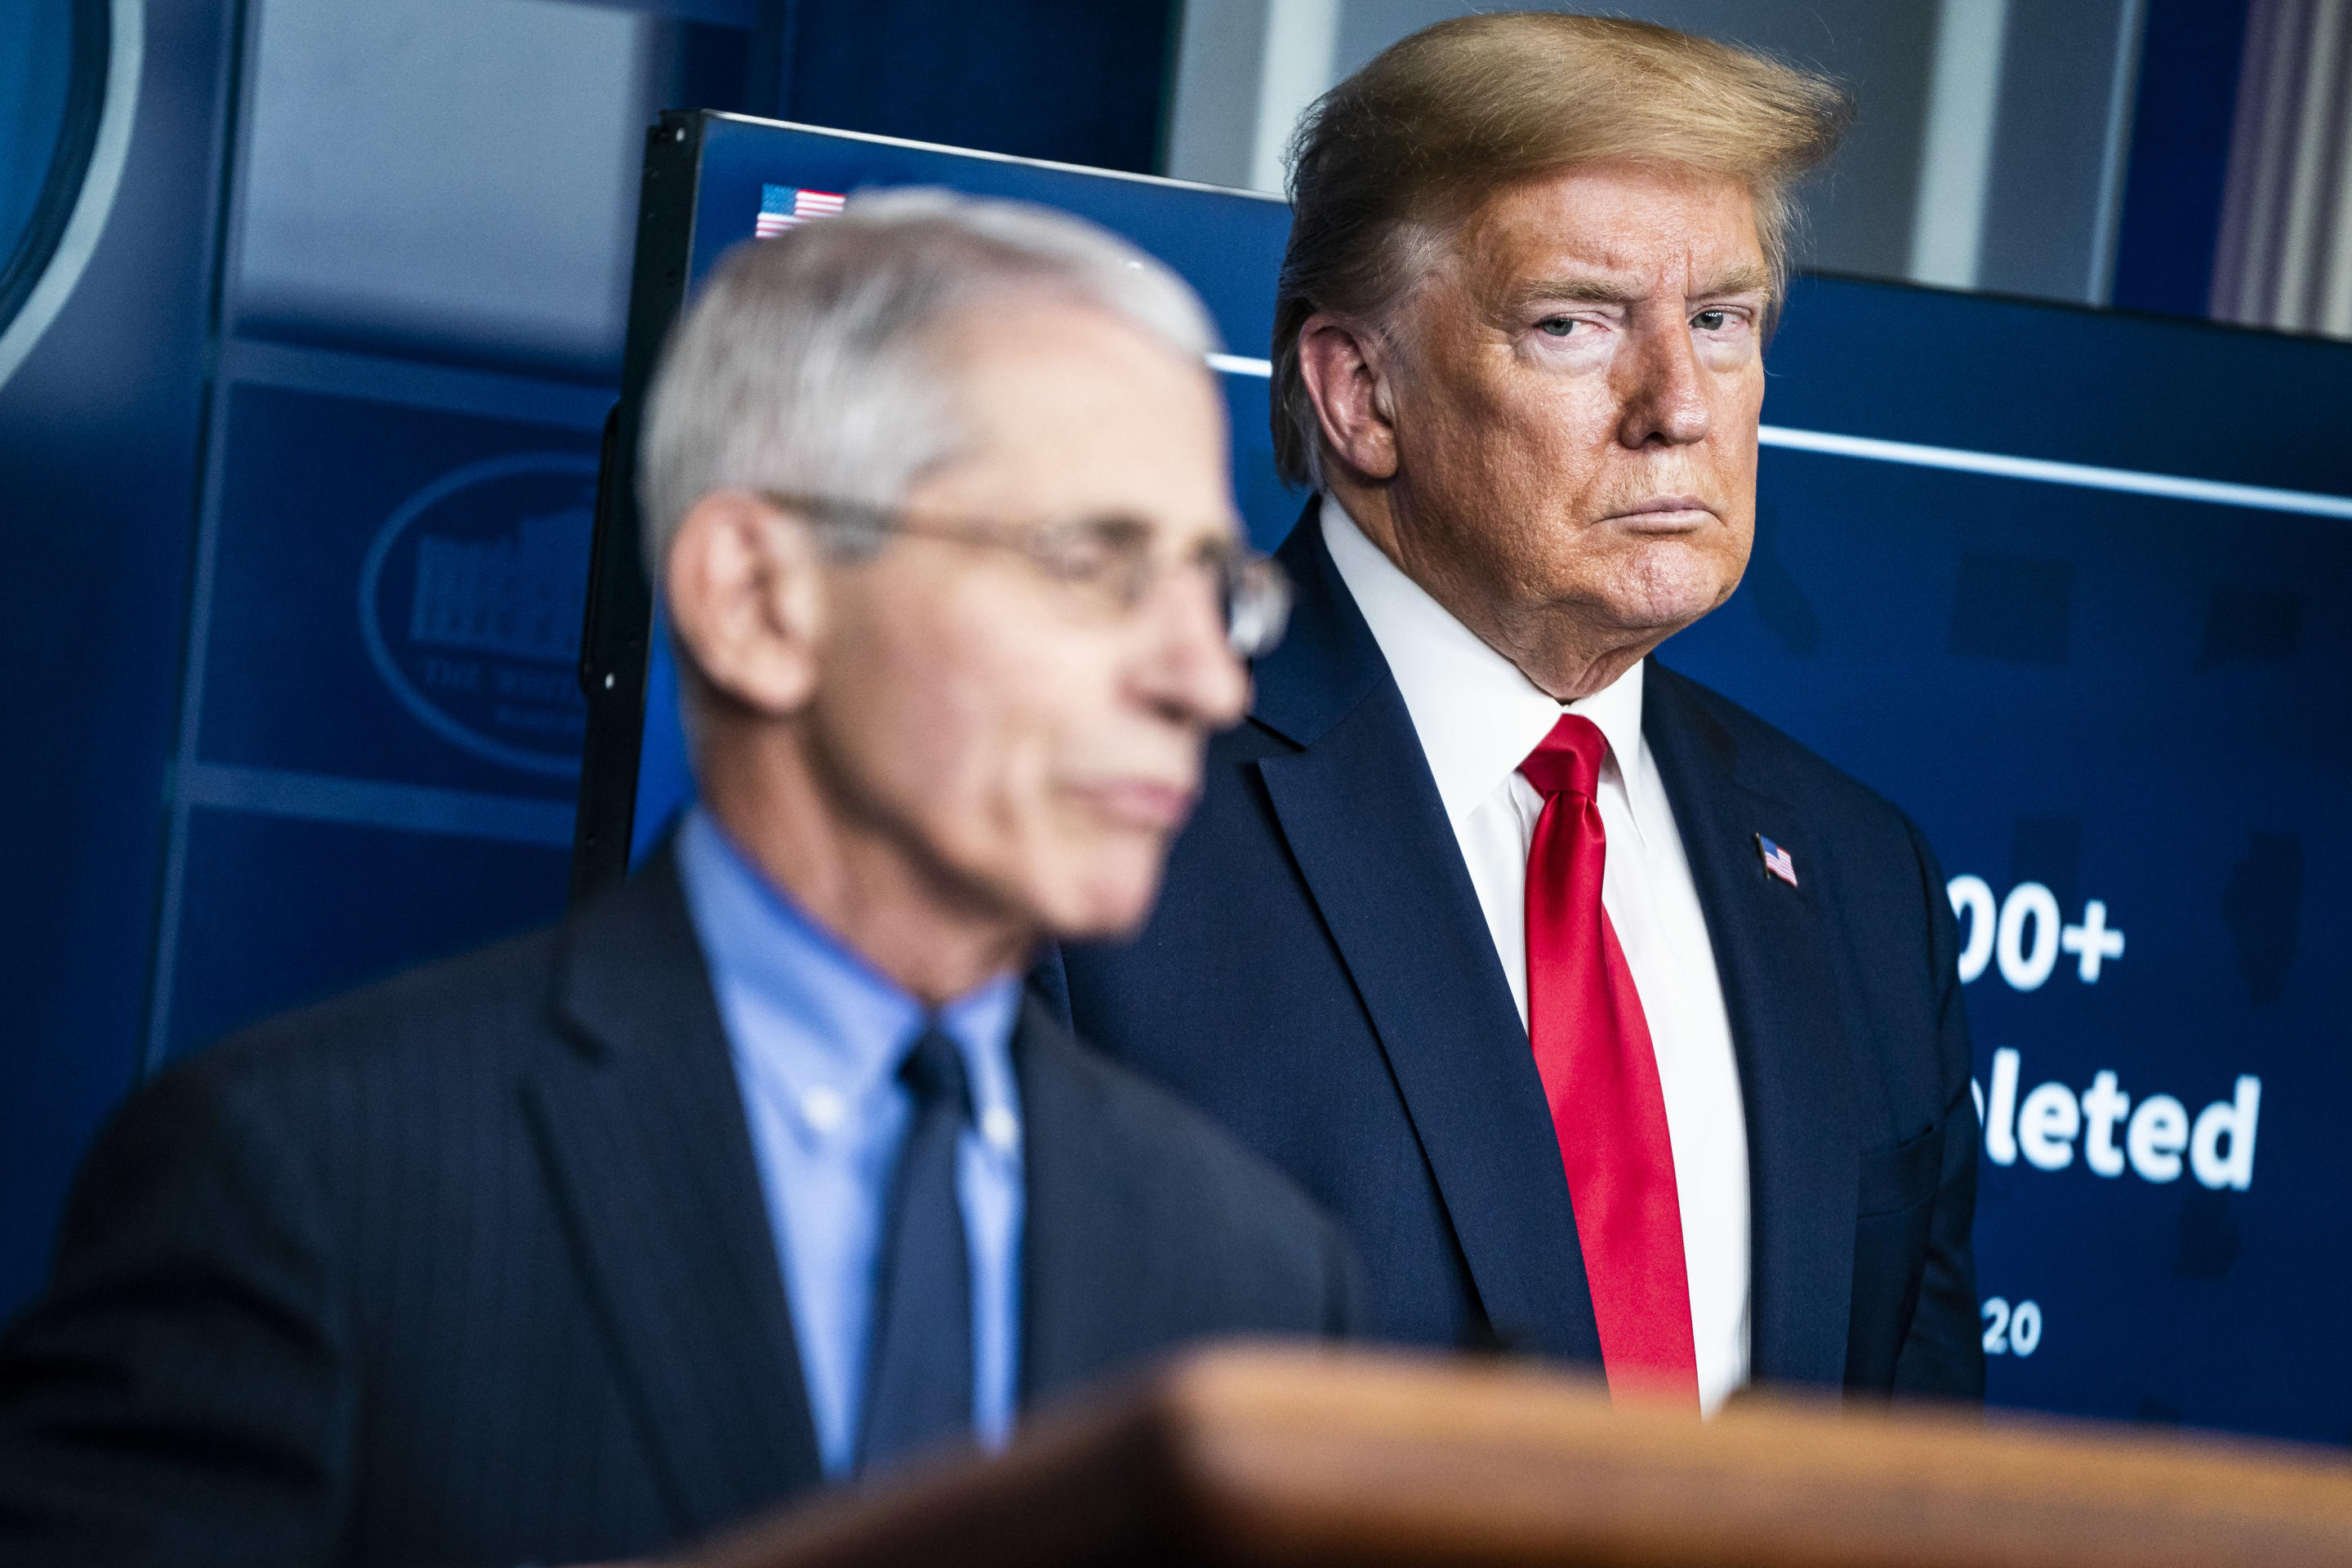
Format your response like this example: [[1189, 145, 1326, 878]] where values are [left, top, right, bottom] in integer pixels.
[[1520, 715, 1699, 1408]]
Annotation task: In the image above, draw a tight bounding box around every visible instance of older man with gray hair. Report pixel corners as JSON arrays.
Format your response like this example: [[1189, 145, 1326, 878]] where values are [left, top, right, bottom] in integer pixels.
[[0, 191, 1360, 1568]]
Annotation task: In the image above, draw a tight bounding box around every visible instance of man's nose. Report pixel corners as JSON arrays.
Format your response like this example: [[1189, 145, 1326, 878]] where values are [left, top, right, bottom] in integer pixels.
[[1614, 317, 1713, 449], [1132, 564, 1251, 730]]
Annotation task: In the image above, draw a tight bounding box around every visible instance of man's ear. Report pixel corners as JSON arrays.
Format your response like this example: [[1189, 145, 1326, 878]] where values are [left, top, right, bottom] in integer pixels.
[[1296, 313, 1401, 482], [663, 490, 826, 717]]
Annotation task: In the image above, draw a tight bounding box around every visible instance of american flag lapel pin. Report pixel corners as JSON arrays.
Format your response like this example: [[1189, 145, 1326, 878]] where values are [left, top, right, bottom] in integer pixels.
[[1755, 834, 1799, 889]]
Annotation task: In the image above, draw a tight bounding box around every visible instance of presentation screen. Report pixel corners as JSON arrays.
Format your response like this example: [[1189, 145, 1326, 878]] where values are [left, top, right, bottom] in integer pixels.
[[575, 111, 2352, 1445]]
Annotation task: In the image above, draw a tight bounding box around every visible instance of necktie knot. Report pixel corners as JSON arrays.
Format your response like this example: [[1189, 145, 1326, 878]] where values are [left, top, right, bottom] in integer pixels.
[[899, 1027, 971, 1120], [1519, 713, 1609, 801]]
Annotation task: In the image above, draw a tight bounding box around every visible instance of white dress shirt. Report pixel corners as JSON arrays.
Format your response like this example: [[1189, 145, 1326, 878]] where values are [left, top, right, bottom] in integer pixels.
[[1321, 497, 1753, 1414]]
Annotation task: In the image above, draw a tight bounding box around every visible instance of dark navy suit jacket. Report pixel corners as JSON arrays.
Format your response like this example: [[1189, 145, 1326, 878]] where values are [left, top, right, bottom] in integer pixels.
[[1049, 509, 1984, 1397], [0, 849, 1362, 1567]]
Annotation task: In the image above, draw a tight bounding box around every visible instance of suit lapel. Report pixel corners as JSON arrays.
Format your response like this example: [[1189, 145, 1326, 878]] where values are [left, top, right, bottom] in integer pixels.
[[1644, 664, 1858, 1386], [522, 848, 823, 1534], [1250, 512, 1601, 1361]]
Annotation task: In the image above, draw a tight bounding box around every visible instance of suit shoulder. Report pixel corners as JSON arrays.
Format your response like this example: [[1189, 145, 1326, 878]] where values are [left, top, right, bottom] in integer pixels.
[[160, 922, 564, 1111], [46, 922, 567, 1285]]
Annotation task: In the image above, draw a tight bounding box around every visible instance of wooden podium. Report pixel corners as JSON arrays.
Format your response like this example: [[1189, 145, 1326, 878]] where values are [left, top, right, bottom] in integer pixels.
[[666, 1346, 2352, 1568]]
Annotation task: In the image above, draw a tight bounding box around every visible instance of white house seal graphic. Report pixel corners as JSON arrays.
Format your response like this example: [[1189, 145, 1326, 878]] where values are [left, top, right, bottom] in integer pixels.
[[359, 452, 600, 777]]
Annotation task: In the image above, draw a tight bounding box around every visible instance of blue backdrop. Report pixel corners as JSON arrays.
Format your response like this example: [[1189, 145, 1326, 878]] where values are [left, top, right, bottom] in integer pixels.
[[588, 115, 2352, 1445]]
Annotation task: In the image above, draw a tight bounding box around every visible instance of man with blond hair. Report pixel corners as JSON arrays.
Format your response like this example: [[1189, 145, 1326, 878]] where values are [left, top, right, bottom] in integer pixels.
[[0, 192, 1360, 1566], [1057, 13, 1983, 1410]]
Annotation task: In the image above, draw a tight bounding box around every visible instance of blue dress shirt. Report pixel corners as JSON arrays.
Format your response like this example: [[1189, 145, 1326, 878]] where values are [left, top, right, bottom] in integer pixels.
[[675, 809, 1025, 1478]]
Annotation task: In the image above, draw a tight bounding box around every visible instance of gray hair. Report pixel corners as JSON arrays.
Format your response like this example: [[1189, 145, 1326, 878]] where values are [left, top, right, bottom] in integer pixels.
[[639, 187, 1220, 583]]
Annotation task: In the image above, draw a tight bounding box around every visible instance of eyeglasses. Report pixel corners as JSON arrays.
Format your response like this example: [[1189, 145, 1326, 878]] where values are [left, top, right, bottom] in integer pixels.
[[755, 491, 1294, 659]]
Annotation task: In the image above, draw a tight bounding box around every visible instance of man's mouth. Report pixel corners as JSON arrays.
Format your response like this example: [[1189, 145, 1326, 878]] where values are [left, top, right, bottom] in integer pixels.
[[1605, 496, 1716, 528], [1072, 777, 1197, 831]]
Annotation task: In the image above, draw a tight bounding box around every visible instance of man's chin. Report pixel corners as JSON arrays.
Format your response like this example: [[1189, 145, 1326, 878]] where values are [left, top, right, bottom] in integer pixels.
[[1588, 546, 1744, 633]]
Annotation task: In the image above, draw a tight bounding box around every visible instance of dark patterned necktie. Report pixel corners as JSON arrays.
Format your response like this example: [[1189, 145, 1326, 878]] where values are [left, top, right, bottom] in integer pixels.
[[855, 1026, 973, 1473]]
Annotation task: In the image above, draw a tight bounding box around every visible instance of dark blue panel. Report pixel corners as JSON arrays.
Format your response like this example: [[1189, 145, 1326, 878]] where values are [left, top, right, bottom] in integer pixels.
[[0, 0, 235, 1322], [1224, 368, 1301, 553], [1765, 274, 2352, 497], [2111, 0, 2252, 318], [631, 622, 694, 854], [144, 379, 608, 1070], [162, 811, 570, 1063], [200, 385, 598, 795]]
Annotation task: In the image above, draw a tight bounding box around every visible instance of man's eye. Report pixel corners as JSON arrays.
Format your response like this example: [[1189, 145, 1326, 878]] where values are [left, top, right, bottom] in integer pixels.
[[1693, 309, 1732, 331], [1536, 316, 1577, 337], [1037, 517, 1149, 579]]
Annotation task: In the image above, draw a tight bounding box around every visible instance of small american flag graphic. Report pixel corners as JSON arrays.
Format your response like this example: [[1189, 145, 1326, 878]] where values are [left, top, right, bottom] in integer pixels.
[[1756, 835, 1799, 889], [754, 184, 847, 238]]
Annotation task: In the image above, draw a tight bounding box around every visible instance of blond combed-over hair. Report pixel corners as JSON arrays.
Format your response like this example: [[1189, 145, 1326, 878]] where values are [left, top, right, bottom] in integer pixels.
[[1272, 11, 1851, 487]]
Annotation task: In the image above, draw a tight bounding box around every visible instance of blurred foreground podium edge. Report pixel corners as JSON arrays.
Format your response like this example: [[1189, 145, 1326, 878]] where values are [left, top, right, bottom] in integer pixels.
[[649, 1345, 2352, 1568]]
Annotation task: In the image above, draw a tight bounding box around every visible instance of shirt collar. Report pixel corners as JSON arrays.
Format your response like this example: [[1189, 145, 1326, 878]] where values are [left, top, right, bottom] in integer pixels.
[[674, 808, 1023, 1135], [1319, 494, 1650, 835]]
